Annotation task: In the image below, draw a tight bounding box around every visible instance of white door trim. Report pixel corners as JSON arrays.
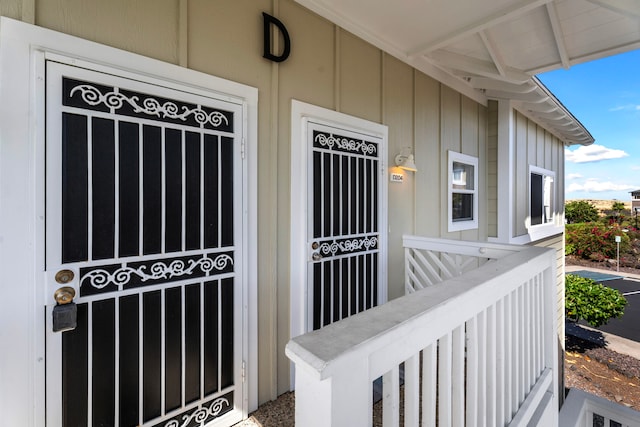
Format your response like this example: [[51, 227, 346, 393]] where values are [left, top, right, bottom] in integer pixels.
[[0, 17, 258, 426], [289, 100, 389, 344]]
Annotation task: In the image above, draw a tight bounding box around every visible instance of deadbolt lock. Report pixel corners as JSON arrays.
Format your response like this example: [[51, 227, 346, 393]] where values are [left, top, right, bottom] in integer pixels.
[[311, 242, 319, 250], [55, 269, 75, 284]]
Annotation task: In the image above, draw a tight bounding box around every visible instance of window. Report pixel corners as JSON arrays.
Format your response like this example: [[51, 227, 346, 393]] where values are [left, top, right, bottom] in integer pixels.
[[529, 166, 555, 227], [448, 151, 478, 232]]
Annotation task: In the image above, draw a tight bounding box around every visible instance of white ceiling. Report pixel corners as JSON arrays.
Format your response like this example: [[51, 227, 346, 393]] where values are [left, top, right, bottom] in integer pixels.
[[296, 0, 640, 145]]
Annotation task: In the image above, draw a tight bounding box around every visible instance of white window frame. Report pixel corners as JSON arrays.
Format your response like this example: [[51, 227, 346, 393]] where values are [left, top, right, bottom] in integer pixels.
[[529, 165, 556, 229], [448, 151, 478, 232]]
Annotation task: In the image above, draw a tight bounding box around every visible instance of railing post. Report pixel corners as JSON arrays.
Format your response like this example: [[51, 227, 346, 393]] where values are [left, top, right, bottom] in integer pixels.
[[543, 264, 559, 416], [293, 362, 372, 427]]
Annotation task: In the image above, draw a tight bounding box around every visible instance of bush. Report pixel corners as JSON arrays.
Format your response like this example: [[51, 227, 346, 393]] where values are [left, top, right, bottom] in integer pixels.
[[565, 223, 629, 259], [565, 243, 575, 256], [565, 200, 599, 224], [565, 274, 627, 327]]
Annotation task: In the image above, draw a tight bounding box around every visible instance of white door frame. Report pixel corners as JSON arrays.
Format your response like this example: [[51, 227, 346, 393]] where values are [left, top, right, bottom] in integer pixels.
[[289, 100, 389, 343], [0, 17, 258, 426]]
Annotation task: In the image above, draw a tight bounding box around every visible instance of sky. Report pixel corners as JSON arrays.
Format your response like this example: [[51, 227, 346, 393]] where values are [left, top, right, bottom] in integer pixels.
[[537, 49, 640, 202]]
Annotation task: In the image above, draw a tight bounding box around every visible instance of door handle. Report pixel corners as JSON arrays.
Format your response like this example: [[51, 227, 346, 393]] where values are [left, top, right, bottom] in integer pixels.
[[54, 286, 76, 305], [311, 252, 323, 261]]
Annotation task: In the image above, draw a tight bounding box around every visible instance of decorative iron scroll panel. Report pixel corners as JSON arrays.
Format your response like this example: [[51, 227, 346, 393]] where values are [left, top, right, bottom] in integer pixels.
[[45, 62, 244, 427], [308, 123, 381, 330]]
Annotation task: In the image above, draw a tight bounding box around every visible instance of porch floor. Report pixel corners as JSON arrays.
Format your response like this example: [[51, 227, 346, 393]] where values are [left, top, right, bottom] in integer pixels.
[[231, 390, 393, 426], [233, 392, 295, 427]]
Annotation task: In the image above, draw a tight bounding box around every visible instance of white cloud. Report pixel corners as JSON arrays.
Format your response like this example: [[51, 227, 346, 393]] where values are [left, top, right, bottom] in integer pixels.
[[565, 144, 629, 163], [567, 173, 583, 180], [608, 104, 640, 112], [566, 179, 636, 193]]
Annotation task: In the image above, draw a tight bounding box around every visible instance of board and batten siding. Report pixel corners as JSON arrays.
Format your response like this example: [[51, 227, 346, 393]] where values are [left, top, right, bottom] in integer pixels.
[[487, 100, 499, 238], [7, 0, 487, 402], [531, 234, 566, 344], [513, 109, 565, 237]]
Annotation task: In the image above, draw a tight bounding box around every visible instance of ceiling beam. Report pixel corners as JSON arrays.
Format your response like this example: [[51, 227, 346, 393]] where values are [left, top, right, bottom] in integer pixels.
[[586, 0, 640, 19], [479, 30, 507, 78], [408, 0, 552, 56], [428, 50, 531, 83], [545, 2, 570, 68]]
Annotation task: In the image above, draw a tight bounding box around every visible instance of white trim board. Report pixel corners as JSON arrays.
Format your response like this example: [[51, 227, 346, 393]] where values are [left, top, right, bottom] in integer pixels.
[[0, 17, 258, 425]]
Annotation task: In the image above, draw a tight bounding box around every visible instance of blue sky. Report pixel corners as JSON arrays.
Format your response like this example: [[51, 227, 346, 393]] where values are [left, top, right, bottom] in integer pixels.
[[537, 49, 640, 202]]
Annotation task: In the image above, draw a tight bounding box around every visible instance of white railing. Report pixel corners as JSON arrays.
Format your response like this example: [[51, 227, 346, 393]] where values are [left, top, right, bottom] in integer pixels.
[[560, 388, 640, 427], [403, 235, 522, 293], [287, 239, 559, 426]]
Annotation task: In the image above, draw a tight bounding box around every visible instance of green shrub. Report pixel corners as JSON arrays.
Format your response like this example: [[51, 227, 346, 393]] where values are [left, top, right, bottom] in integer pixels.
[[565, 200, 599, 224], [565, 243, 575, 256], [565, 274, 627, 327], [565, 223, 629, 259]]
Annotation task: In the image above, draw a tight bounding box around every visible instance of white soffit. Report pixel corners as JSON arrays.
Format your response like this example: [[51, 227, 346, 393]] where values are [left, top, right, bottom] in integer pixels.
[[295, 0, 640, 146]]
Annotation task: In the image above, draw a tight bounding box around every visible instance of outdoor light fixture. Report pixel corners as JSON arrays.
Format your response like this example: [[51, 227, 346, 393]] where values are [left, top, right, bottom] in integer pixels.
[[395, 148, 417, 172]]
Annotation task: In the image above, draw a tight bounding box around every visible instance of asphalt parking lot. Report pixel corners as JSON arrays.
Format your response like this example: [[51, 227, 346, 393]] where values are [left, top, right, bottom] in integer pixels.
[[569, 270, 640, 342]]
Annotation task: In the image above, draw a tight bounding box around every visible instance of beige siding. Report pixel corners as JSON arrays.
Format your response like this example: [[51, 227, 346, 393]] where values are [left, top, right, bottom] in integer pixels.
[[514, 112, 528, 237], [532, 233, 566, 345], [24, 0, 489, 402], [487, 100, 498, 237], [513, 110, 565, 239], [383, 55, 415, 301], [36, 0, 180, 64], [0, 0, 23, 20], [339, 30, 382, 122], [414, 73, 441, 236]]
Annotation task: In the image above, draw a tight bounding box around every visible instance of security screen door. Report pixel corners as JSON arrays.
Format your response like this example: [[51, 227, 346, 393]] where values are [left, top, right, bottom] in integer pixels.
[[45, 61, 246, 427], [307, 121, 385, 330]]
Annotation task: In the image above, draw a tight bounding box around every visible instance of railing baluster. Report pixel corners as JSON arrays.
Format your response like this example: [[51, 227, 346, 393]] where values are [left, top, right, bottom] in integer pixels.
[[466, 316, 479, 427], [478, 310, 487, 427], [507, 289, 516, 419], [486, 305, 497, 427], [452, 325, 465, 427], [383, 366, 400, 427], [423, 343, 437, 427], [439, 332, 452, 426], [405, 354, 420, 426], [496, 298, 505, 427]]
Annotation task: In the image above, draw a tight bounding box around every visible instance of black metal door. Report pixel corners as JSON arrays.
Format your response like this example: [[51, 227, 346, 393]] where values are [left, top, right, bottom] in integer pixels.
[[45, 61, 244, 427], [307, 121, 384, 330]]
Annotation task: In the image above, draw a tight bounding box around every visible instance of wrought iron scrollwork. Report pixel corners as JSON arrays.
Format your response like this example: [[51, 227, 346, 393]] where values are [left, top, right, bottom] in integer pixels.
[[163, 397, 230, 427], [318, 236, 378, 257], [81, 254, 233, 290], [70, 84, 229, 127], [314, 132, 377, 155]]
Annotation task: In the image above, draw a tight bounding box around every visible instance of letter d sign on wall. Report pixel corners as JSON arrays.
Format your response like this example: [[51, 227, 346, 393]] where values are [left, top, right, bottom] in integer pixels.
[[263, 12, 291, 63]]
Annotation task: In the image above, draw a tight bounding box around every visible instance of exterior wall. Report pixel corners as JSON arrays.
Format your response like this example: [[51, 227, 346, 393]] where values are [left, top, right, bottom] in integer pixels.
[[414, 82, 488, 242], [631, 191, 640, 212], [487, 100, 498, 238], [5, 0, 489, 403], [533, 233, 566, 342], [513, 109, 565, 238]]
